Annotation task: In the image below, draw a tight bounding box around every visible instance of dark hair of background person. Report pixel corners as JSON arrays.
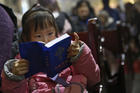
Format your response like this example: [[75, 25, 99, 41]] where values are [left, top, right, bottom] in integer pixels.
[[125, 3, 136, 25], [75, 0, 95, 18], [38, 0, 60, 12], [101, 0, 120, 22], [102, 0, 109, 7]]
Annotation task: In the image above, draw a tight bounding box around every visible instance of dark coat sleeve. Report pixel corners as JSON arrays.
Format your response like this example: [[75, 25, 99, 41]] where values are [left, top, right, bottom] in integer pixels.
[[0, 5, 14, 77]]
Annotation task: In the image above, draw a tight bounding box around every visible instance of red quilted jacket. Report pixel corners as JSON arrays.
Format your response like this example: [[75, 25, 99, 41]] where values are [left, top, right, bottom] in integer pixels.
[[2, 43, 100, 93]]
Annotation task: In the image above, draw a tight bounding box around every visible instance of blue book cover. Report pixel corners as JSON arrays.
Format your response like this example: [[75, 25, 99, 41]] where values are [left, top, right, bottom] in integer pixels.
[[19, 33, 71, 78]]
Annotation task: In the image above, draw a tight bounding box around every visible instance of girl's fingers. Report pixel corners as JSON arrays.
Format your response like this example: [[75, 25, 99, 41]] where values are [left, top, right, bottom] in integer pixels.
[[67, 49, 79, 58], [16, 67, 29, 72], [67, 33, 80, 59], [68, 45, 79, 54], [14, 59, 29, 67], [17, 70, 29, 75], [67, 46, 80, 58], [15, 62, 29, 67], [13, 59, 29, 75], [74, 32, 79, 45], [19, 59, 29, 64]]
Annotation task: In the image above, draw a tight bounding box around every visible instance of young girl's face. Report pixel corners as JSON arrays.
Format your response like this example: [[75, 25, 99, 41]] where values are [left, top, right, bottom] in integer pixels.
[[30, 26, 57, 43]]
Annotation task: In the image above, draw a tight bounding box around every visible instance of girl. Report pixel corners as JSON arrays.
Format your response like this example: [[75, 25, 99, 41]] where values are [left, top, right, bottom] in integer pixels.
[[1, 4, 100, 93]]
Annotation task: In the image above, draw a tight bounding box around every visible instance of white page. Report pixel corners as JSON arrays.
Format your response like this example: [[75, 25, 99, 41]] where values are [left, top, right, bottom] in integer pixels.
[[45, 33, 70, 48]]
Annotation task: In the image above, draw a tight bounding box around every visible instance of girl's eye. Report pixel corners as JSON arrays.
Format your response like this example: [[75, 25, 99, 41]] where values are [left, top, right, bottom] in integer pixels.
[[35, 34, 41, 38], [48, 32, 53, 36]]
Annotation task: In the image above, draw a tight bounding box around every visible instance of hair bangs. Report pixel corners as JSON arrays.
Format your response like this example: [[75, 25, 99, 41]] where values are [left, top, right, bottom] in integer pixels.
[[27, 11, 55, 32]]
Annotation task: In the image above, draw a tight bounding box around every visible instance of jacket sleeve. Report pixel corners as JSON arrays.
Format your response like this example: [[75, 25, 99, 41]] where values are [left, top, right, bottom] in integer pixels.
[[1, 59, 28, 93], [0, 5, 14, 78], [72, 42, 100, 87]]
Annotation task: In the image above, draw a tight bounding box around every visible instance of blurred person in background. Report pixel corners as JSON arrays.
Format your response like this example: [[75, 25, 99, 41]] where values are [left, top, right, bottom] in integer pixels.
[[124, 2, 140, 93], [128, 37, 140, 93], [125, 3, 138, 38], [101, 0, 120, 23], [134, 1, 140, 44], [71, 0, 95, 32], [116, 5, 126, 22], [38, 0, 75, 35], [98, 10, 116, 30], [0, 3, 15, 91]]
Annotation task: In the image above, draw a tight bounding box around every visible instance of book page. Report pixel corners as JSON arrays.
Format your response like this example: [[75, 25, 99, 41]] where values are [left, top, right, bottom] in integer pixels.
[[45, 33, 70, 48]]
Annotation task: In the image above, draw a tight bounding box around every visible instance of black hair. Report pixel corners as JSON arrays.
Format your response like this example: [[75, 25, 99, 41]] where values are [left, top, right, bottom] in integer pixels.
[[21, 4, 59, 42], [102, 0, 109, 6], [38, 0, 60, 12], [75, 0, 95, 17]]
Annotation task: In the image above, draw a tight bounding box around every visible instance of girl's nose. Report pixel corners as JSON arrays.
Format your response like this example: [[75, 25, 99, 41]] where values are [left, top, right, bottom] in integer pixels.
[[43, 36, 51, 44], [44, 38, 49, 43]]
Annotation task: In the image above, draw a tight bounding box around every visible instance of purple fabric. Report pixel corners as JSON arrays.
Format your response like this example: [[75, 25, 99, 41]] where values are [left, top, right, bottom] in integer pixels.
[[0, 5, 14, 76]]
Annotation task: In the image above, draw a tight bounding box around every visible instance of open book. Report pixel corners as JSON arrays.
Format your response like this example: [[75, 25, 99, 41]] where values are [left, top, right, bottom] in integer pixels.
[[19, 33, 71, 78]]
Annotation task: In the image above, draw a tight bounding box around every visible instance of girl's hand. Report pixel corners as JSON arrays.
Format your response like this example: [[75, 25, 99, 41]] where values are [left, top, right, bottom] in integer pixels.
[[67, 32, 80, 58], [12, 59, 29, 76]]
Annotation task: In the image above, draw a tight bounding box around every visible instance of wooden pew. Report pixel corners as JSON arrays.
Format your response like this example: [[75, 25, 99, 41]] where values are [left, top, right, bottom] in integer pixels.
[[98, 22, 129, 93]]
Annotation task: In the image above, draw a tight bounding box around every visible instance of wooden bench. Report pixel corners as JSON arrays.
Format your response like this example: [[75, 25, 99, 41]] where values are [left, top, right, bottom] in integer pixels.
[[98, 21, 129, 93]]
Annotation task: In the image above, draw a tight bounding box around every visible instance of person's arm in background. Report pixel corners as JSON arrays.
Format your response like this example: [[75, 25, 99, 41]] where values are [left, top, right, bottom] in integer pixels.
[[0, 4, 14, 81]]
